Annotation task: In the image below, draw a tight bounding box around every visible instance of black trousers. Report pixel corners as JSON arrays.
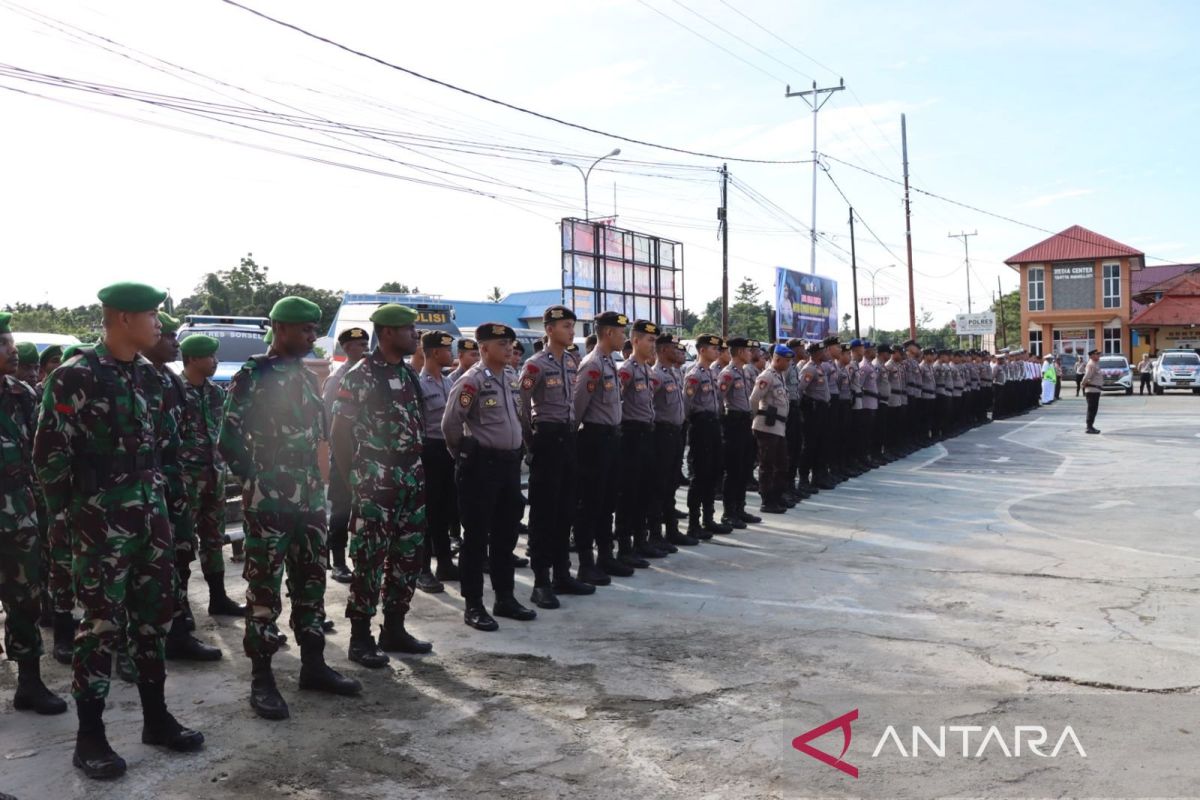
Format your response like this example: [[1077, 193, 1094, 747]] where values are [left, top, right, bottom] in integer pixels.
[[1085, 392, 1101, 428], [686, 414, 721, 515], [754, 430, 789, 503], [574, 424, 620, 567], [527, 423, 576, 584], [721, 412, 753, 514], [327, 452, 351, 557], [799, 398, 828, 482], [616, 421, 655, 554], [421, 438, 456, 571], [1139, 373, 1151, 394], [455, 446, 522, 605], [653, 424, 684, 532], [852, 408, 873, 462], [785, 401, 804, 482]]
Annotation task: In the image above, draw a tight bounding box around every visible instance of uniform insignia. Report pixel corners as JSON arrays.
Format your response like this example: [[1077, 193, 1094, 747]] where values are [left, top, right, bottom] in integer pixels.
[[603, 380, 614, 390], [666, 383, 676, 392], [685, 386, 695, 396], [510, 381, 518, 389], [701, 383, 712, 392], [634, 381, 645, 391], [54, 402, 74, 414], [546, 377, 562, 387], [525, 364, 540, 375], [459, 392, 474, 408], [588, 369, 600, 379], [484, 398, 498, 407], [521, 377, 535, 390], [587, 381, 597, 393]]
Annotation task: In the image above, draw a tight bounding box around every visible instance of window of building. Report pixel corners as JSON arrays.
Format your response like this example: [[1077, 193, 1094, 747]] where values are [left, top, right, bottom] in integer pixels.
[[1102, 263, 1121, 309], [1029, 330, 1042, 356], [1028, 266, 1045, 311], [1103, 326, 1122, 354]]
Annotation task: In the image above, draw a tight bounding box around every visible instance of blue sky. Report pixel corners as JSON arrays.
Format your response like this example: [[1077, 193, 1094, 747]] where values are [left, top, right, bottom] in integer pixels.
[[1, 0, 1197, 330]]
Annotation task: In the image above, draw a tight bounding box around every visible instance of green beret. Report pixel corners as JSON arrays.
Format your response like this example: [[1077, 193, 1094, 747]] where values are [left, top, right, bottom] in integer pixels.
[[269, 296, 322, 324], [369, 304, 418, 327], [39, 344, 63, 367], [179, 334, 220, 358], [97, 281, 167, 312], [158, 311, 181, 335], [16, 342, 38, 365], [0, 312, 12, 335], [263, 329, 273, 344], [62, 345, 82, 361]]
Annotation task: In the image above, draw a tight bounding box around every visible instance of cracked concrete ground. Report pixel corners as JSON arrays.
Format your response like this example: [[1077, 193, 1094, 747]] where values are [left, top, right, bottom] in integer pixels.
[[3, 393, 1200, 798]]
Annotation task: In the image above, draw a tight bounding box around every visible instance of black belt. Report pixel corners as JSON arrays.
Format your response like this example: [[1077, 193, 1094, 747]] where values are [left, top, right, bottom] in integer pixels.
[[654, 421, 683, 431], [621, 420, 654, 430], [580, 421, 618, 432], [533, 421, 573, 433], [907, 382, 921, 388], [725, 410, 751, 418], [788, 400, 803, 408], [800, 396, 829, 406], [862, 390, 880, 399], [689, 412, 719, 422], [476, 446, 523, 462]]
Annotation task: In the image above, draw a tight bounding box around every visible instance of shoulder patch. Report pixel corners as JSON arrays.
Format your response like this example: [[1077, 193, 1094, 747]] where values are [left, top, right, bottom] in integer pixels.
[[458, 391, 474, 408], [521, 376, 535, 390], [525, 363, 539, 375]]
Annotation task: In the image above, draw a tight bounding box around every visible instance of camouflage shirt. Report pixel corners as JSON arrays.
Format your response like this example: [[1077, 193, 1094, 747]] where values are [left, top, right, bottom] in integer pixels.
[[1, 375, 38, 522], [180, 377, 226, 474], [219, 354, 325, 512], [154, 365, 187, 501], [33, 343, 169, 515], [332, 350, 424, 513]]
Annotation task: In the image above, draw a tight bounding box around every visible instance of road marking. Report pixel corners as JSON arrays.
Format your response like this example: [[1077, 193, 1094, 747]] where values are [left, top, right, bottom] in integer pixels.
[[1096, 500, 1133, 510], [602, 582, 937, 620]]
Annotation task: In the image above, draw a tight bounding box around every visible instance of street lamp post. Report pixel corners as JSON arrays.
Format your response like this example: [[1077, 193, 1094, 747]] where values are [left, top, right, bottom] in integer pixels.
[[863, 264, 895, 336], [550, 148, 621, 220]]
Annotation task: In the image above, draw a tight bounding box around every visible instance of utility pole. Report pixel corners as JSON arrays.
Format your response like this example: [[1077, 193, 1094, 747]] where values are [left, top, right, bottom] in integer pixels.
[[849, 206, 860, 337], [948, 230, 978, 347], [785, 78, 845, 274], [901, 113, 917, 339], [719, 163, 729, 338]]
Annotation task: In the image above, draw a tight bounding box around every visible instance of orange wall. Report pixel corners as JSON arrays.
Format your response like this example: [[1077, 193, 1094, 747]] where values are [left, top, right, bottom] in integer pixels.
[[1015, 258, 1133, 354]]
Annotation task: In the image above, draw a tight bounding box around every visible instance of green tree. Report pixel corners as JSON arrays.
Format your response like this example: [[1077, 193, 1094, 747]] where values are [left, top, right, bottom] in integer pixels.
[[377, 282, 419, 293], [989, 290, 1020, 349], [486, 286, 504, 303], [691, 277, 771, 340]]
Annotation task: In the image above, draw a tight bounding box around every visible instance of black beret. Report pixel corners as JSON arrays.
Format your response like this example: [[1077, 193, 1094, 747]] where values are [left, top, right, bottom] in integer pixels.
[[476, 322, 516, 342], [543, 305, 577, 324], [806, 342, 824, 354], [1088, 348, 1100, 356], [786, 338, 804, 349], [422, 330, 454, 349], [338, 327, 369, 344], [902, 339, 919, 349], [695, 333, 722, 348], [878, 344, 893, 354], [594, 310, 629, 329], [458, 338, 478, 352], [746, 339, 762, 349], [655, 333, 676, 347], [921, 347, 935, 355], [512, 340, 525, 353], [821, 336, 841, 348], [632, 319, 659, 335], [726, 336, 749, 348], [937, 348, 951, 356]]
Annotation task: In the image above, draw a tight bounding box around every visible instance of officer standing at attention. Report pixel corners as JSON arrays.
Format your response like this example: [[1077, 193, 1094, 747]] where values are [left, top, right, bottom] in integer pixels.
[[323, 327, 370, 584], [331, 304, 432, 668], [919, 347, 937, 445], [872, 344, 893, 461], [13, 341, 39, 387], [1082, 348, 1103, 434], [447, 337, 479, 384], [616, 320, 667, 563], [178, 335, 245, 620], [750, 344, 793, 513], [782, 338, 806, 500], [718, 337, 759, 529], [441, 323, 537, 630], [571, 312, 629, 581], [650, 333, 695, 547], [220, 296, 361, 722], [142, 313, 222, 662], [857, 341, 881, 467], [35, 284, 202, 779], [417, 331, 459, 590], [517, 306, 594, 609], [684, 334, 731, 538], [1, 313, 68, 716], [799, 341, 835, 491]]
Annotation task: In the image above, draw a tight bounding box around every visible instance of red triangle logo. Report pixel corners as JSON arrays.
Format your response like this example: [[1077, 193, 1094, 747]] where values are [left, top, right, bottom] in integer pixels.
[[792, 708, 859, 778]]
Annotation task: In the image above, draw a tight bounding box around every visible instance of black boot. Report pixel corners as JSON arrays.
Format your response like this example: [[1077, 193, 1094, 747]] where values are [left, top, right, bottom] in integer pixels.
[[687, 509, 712, 541], [297, 634, 362, 695], [577, 563, 611, 586], [137, 680, 204, 751], [378, 613, 433, 654], [347, 618, 390, 668], [73, 695, 126, 780], [165, 621, 222, 662], [737, 507, 763, 524], [53, 611, 75, 665], [249, 655, 289, 720], [703, 508, 733, 535], [493, 594, 537, 621], [206, 573, 245, 617], [464, 603, 499, 631], [530, 584, 560, 609], [415, 569, 445, 594], [13, 658, 67, 715], [330, 547, 352, 584]]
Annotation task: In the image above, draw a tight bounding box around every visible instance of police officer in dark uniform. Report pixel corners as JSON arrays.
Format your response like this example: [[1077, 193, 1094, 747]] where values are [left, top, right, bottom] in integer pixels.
[[717, 337, 759, 529], [616, 320, 667, 563], [683, 334, 731, 538], [417, 330, 459, 592], [799, 341, 835, 491], [441, 323, 535, 631], [651, 334, 694, 548], [572, 311, 629, 583], [517, 306, 594, 609]]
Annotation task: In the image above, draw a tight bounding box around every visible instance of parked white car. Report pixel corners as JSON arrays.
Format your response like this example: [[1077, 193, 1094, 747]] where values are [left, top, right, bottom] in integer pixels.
[[1152, 349, 1200, 394], [1097, 355, 1133, 394]]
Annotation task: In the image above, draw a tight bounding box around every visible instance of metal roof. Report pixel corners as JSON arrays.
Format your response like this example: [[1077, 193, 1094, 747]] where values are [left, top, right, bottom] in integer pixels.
[[1005, 225, 1143, 266], [1130, 294, 1200, 326]]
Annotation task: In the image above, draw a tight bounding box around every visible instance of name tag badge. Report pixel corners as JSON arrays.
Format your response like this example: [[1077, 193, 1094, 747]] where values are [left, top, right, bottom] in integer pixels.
[[604, 380, 615, 390], [484, 398, 498, 407], [635, 381, 646, 391], [546, 377, 562, 387], [701, 383, 712, 392], [666, 384, 677, 392], [388, 378, 403, 391]]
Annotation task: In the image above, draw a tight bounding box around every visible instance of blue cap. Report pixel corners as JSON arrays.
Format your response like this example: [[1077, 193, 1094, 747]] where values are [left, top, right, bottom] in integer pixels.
[[848, 338, 864, 348], [863, 340, 875, 349], [773, 344, 795, 358]]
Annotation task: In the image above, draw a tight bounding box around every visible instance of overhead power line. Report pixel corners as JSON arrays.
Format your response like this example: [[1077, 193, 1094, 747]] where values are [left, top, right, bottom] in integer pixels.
[[218, 0, 812, 165]]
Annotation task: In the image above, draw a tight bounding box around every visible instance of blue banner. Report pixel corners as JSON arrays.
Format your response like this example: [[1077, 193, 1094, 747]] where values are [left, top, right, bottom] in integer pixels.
[[775, 267, 838, 341]]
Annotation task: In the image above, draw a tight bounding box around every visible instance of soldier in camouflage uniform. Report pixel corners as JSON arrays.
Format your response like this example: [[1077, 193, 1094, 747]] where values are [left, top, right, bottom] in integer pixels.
[[0, 312, 68, 718], [14, 341, 39, 387], [143, 312, 222, 662], [34, 284, 203, 780], [220, 296, 361, 722], [331, 304, 433, 668], [178, 334, 244, 619]]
